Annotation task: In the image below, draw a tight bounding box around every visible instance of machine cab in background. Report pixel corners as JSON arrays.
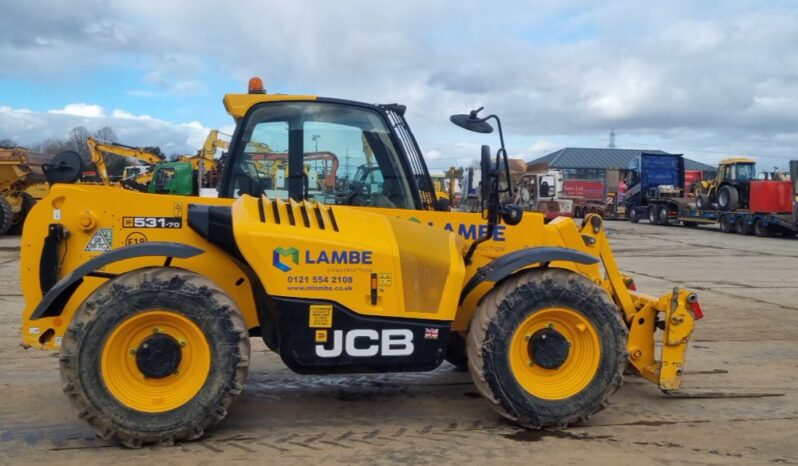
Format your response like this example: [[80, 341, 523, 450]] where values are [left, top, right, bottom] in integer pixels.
[[220, 99, 438, 210]]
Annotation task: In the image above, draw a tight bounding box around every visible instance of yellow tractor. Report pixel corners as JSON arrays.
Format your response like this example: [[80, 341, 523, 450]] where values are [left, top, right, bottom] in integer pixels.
[[21, 78, 703, 447], [695, 157, 756, 210]]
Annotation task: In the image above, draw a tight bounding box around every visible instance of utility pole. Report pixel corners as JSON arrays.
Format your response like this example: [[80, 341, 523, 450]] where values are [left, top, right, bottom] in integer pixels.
[[344, 148, 351, 183], [608, 130, 617, 149]]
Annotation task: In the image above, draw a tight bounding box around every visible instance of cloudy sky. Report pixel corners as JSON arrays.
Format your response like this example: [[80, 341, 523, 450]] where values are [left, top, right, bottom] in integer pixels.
[[1, 0, 797, 171]]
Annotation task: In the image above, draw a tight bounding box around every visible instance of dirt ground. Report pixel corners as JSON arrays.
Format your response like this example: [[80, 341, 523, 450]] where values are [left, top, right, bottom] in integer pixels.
[[1, 222, 796, 465]]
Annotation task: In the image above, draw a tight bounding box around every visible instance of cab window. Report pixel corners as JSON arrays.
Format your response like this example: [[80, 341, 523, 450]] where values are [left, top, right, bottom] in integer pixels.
[[229, 101, 416, 209]]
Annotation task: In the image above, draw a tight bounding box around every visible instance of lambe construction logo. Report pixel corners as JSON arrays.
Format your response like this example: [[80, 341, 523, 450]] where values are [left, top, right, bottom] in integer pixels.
[[273, 246, 299, 272]]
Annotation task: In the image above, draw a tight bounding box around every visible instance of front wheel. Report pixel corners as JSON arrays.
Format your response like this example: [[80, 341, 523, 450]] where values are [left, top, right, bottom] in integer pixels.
[[60, 268, 250, 447], [467, 268, 627, 429], [628, 207, 639, 223]]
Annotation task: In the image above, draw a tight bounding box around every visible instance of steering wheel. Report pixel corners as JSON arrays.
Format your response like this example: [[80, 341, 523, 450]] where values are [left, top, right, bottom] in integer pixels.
[[343, 185, 370, 206]]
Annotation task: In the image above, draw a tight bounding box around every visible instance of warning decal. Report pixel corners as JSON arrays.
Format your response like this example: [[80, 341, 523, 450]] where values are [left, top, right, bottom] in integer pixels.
[[309, 305, 333, 328], [84, 228, 113, 252]]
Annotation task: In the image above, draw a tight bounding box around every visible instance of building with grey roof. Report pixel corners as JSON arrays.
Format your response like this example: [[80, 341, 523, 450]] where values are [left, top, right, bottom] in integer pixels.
[[527, 148, 715, 180]]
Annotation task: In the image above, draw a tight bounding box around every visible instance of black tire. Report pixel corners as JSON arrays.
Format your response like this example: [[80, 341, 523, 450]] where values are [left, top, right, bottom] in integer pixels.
[[657, 205, 669, 225], [753, 218, 772, 237], [735, 216, 752, 235], [719, 216, 734, 233], [696, 194, 710, 210], [718, 185, 739, 211], [445, 332, 468, 371], [9, 193, 36, 235], [628, 207, 639, 224], [648, 205, 659, 225], [60, 267, 250, 448], [0, 196, 13, 236], [466, 268, 627, 429], [781, 230, 797, 238]]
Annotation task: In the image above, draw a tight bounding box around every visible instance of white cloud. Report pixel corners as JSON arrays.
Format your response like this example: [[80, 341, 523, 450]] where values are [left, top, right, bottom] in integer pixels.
[[2, 0, 798, 169], [1, 104, 208, 155], [49, 103, 107, 118]]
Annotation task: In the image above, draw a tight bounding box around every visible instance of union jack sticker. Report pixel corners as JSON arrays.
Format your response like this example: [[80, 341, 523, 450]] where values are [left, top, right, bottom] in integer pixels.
[[424, 328, 439, 340]]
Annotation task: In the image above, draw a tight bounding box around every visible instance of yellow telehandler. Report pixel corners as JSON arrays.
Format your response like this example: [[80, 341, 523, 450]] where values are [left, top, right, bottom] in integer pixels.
[[20, 78, 702, 447]]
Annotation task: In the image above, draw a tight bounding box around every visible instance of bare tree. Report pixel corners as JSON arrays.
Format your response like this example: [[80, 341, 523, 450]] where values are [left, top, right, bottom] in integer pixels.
[[93, 126, 118, 143], [0, 138, 17, 148], [66, 126, 92, 164], [31, 138, 70, 154]]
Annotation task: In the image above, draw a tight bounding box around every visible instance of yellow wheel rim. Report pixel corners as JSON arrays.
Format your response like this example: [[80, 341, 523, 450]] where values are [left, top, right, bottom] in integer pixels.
[[101, 310, 211, 413], [509, 307, 601, 400]]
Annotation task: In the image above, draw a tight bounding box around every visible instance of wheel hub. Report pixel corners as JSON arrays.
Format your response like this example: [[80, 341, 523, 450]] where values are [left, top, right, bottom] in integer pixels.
[[528, 328, 570, 369], [135, 334, 182, 379]]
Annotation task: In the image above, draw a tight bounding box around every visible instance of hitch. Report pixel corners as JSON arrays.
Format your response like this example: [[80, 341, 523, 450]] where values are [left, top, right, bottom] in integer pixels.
[[627, 288, 700, 391], [579, 214, 701, 392]]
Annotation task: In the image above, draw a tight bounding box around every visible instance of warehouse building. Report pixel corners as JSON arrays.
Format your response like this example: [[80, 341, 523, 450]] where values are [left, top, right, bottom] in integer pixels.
[[527, 148, 715, 180]]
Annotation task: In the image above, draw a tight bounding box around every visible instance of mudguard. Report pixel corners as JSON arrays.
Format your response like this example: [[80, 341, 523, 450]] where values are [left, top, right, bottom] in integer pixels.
[[459, 246, 599, 304], [30, 242, 204, 320]]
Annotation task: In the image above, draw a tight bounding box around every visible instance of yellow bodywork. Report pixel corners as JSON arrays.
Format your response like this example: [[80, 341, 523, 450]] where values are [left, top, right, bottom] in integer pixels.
[[21, 181, 698, 391]]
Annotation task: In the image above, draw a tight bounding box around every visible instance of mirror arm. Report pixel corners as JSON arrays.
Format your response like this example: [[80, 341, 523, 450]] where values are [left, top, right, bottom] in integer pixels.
[[483, 114, 513, 198]]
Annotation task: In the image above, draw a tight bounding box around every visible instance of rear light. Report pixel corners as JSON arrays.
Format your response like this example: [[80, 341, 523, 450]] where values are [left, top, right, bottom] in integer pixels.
[[687, 293, 704, 320], [624, 278, 637, 291]]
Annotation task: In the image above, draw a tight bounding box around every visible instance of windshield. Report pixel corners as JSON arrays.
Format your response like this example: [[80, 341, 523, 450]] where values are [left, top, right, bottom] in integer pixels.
[[734, 163, 756, 180], [227, 101, 416, 209]]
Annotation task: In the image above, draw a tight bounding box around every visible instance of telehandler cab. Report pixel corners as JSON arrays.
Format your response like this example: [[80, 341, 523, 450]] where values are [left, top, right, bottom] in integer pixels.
[[21, 78, 702, 447]]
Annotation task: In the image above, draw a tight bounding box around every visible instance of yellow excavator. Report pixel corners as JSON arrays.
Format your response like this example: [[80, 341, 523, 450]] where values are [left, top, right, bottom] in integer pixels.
[[176, 130, 228, 190], [86, 137, 165, 190]]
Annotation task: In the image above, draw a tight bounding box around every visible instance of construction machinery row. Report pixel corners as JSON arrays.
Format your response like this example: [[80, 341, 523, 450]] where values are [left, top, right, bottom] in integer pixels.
[[626, 154, 798, 237], [20, 78, 703, 447]]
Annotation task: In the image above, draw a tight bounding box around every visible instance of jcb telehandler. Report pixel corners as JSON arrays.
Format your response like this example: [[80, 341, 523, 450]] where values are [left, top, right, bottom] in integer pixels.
[[21, 78, 702, 447]]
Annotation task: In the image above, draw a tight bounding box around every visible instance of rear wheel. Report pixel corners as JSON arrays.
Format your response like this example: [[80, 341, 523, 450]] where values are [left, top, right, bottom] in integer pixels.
[[0, 196, 13, 236], [753, 218, 772, 237], [735, 216, 752, 235], [719, 216, 735, 233], [718, 185, 739, 211], [467, 268, 627, 429], [648, 206, 658, 224], [60, 268, 250, 447]]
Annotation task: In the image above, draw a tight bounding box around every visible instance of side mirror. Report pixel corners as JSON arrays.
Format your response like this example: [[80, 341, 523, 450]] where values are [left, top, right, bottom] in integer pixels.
[[43, 151, 83, 185], [480, 145, 492, 202], [450, 111, 494, 134]]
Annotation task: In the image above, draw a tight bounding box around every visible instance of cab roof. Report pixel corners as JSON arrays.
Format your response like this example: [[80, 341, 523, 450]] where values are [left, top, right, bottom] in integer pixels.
[[223, 93, 319, 119], [719, 157, 755, 165]]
